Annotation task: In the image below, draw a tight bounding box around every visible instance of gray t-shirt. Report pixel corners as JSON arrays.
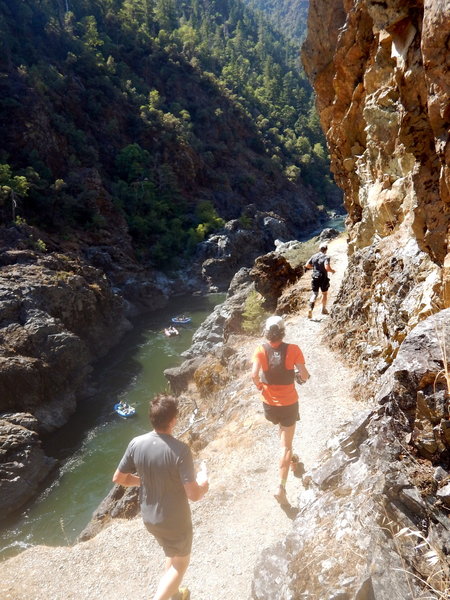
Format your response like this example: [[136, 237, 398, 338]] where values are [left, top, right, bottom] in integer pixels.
[[118, 431, 195, 532], [306, 251, 330, 276]]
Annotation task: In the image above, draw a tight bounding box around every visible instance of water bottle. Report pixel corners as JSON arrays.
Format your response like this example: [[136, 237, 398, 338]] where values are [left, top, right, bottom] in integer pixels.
[[197, 460, 208, 485]]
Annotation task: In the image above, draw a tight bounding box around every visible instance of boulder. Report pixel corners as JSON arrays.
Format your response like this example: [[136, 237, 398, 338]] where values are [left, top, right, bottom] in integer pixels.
[[164, 357, 205, 395], [197, 211, 301, 291], [0, 416, 57, 519], [317, 227, 340, 242], [250, 252, 303, 311], [78, 484, 139, 542]]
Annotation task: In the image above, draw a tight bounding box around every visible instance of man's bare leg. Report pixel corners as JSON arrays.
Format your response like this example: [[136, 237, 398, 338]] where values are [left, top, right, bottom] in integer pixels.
[[321, 291, 329, 314], [308, 291, 318, 318], [274, 423, 296, 505], [153, 554, 190, 600]]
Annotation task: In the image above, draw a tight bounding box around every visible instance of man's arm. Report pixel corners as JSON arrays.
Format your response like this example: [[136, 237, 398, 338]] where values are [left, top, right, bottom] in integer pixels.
[[184, 479, 209, 502], [112, 469, 141, 487], [251, 360, 263, 390], [295, 363, 310, 383], [325, 261, 335, 274]]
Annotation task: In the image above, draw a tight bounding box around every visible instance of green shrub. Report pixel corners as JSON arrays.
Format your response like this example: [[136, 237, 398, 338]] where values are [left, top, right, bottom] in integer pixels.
[[238, 215, 253, 229], [194, 358, 228, 398], [34, 238, 47, 252], [242, 291, 268, 335]]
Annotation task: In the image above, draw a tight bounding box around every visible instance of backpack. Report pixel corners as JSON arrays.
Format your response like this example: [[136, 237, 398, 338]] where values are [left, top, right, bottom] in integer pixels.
[[260, 343, 295, 385]]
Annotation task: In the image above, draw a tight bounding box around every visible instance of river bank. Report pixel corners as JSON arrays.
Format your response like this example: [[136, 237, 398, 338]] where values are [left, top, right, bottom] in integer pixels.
[[0, 236, 370, 600], [0, 293, 225, 560], [0, 210, 336, 526]]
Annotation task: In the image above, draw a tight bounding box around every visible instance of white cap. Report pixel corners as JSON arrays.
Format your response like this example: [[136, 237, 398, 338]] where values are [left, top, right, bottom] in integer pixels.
[[265, 316, 285, 330]]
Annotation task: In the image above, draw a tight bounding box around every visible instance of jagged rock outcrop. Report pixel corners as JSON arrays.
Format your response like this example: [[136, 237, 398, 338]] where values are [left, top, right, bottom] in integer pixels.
[[253, 310, 450, 599], [165, 268, 255, 391], [0, 243, 131, 519], [0, 414, 57, 520], [164, 357, 206, 395], [78, 485, 139, 542], [179, 249, 304, 363], [197, 209, 309, 291], [378, 308, 450, 464], [303, 0, 450, 393], [251, 252, 304, 311], [0, 251, 129, 424]]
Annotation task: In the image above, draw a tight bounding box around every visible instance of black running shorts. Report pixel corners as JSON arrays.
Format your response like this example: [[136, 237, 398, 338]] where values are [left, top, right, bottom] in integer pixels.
[[145, 522, 193, 557], [311, 273, 330, 293], [263, 401, 300, 427]]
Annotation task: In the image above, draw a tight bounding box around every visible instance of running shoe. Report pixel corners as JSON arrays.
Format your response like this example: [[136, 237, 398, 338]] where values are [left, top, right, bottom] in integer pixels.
[[172, 587, 190, 600], [274, 485, 290, 506]]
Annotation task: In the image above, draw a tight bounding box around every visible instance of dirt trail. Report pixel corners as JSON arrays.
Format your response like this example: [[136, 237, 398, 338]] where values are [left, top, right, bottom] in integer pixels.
[[0, 237, 366, 600]]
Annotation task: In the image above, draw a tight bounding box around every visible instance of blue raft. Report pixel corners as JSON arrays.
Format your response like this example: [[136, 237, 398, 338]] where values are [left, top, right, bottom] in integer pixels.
[[114, 403, 136, 418]]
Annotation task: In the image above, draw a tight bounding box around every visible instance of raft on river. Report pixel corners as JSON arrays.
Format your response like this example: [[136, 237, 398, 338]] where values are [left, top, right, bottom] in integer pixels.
[[114, 402, 136, 418], [164, 326, 180, 337], [171, 315, 192, 325]]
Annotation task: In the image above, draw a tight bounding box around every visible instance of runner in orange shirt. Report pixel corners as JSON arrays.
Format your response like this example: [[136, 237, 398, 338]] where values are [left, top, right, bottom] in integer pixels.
[[252, 316, 310, 506]]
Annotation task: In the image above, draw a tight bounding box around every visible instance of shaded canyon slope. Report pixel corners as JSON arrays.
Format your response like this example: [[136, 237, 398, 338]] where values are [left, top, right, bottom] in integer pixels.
[[252, 1, 450, 599]]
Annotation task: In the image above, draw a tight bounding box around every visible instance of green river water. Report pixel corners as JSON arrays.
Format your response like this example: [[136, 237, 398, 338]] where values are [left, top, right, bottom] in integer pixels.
[[0, 293, 225, 560]]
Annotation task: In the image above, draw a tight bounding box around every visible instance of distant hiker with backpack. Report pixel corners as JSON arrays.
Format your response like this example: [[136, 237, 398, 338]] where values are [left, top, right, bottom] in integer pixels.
[[113, 394, 208, 600], [251, 316, 310, 506], [305, 243, 336, 318]]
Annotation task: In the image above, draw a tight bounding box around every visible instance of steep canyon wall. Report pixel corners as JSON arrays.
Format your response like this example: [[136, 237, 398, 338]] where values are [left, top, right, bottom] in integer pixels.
[[303, 0, 449, 392]]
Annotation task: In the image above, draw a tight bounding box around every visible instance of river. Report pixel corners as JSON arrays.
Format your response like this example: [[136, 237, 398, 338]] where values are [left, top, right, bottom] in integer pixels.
[[0, 293, 225, 560]]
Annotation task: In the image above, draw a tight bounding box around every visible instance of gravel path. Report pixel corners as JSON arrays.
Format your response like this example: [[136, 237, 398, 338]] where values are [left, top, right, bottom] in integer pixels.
[[0, 237, 366, 600]]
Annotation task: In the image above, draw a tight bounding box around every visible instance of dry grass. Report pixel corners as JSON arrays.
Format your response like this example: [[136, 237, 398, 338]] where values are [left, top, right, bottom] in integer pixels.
[[434, 325, 450, 399], [379, 503, 450, 600], [393, 527, 450, 600]]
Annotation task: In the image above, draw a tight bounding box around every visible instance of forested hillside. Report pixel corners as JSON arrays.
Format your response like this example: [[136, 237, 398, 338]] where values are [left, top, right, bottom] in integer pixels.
[[246, 0, 309, 42], [0, 0, 333, 267]]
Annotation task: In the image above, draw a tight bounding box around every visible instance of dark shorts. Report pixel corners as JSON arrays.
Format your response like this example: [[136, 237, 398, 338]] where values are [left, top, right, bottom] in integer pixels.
[[311, 273, 330, 293], [263, 402, 300, 427], [144, 522, 193, 557]]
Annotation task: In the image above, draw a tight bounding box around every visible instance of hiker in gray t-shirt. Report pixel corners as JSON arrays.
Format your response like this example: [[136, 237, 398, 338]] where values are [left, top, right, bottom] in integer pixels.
[[113, 394, 208, 600]]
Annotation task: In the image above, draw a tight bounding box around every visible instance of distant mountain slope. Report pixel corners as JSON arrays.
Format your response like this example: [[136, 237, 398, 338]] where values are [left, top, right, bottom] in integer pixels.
[[246, 0, 310, 42], [0, 0, 331, 266]]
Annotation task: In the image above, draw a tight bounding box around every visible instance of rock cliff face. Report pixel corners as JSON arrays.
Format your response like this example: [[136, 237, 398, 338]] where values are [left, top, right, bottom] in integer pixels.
[[0, 235, 132, 519], [302, 0, 449, 392]]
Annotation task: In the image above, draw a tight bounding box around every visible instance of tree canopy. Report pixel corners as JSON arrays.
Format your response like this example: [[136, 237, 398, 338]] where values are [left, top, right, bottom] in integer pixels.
[[0, 0, 335, 267]]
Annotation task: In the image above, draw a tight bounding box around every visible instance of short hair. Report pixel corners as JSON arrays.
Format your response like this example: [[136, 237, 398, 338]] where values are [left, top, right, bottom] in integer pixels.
[[264, 315, 285, 342], [149, 394, 179, 430], [319, 243, 328, 252]]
